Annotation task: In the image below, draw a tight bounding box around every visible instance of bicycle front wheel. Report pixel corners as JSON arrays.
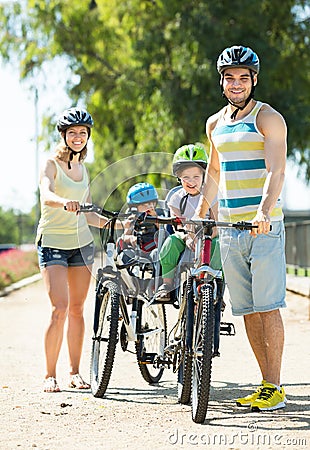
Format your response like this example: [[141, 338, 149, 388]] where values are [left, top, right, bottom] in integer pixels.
[[177, 276, 194, 405], [135, 302, 167, 384], [191, 283, 214, 423], [90, 280, 120, 398]]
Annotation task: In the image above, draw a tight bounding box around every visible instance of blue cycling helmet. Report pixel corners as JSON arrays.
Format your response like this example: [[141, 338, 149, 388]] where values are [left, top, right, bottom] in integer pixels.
[[126, 182, 158, 205]]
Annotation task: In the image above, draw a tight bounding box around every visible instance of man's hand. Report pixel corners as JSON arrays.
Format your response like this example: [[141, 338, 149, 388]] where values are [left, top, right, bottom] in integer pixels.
[[251, 211, 271, 236]]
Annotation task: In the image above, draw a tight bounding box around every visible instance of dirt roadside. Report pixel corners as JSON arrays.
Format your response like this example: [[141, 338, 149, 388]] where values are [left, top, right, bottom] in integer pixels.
[[0, 268, 309, 450]]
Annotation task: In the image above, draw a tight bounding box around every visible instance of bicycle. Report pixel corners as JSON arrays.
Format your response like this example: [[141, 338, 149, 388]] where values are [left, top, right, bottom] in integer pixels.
[[77, 204, 168, 398], [135, 214, 258, 423]]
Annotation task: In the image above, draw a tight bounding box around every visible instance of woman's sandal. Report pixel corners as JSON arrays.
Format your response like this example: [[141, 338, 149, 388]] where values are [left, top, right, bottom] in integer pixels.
[[44, 377, 61, 393], [69, 373, 90, 390]]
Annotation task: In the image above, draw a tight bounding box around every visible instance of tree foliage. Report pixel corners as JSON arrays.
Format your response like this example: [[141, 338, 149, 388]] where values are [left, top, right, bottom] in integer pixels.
[[0, 207, 36, 245], [1, 0, 309, 191]]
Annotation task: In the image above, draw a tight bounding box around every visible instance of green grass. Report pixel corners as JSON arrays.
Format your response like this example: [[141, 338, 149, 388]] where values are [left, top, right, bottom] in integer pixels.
[[286, 265, 309, 277]]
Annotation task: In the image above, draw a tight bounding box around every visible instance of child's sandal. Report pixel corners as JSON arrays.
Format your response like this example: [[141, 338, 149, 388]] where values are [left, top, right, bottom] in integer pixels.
[[155, 283, 172, 301]]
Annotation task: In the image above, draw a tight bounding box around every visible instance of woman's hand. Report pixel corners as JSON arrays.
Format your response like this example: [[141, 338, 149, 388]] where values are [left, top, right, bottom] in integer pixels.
[[64, 200, 81, 212]]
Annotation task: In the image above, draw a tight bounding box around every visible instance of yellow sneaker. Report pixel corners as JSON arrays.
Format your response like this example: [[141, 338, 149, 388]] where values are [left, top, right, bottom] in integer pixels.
[[251, 383, 287, 411], [235, 380, 266, 407]]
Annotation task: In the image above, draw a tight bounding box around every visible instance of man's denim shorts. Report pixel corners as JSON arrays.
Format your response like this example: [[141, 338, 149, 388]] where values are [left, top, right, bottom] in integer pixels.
[[219, 221, 286, 316], [37, 242, 95, 269]]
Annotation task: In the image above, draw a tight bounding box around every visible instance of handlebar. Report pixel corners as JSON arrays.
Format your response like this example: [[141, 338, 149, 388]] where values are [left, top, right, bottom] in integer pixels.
[[135, 213, 260, 231], [64, 204, 131, 220], [65, 205, 270, 232]]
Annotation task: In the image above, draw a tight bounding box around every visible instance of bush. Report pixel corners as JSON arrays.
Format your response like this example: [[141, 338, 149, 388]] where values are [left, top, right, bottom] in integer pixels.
[[0, 249, 39, 290]]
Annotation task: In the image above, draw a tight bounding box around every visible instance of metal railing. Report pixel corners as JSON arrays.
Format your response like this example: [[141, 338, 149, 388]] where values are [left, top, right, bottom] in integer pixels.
[[285, 220, 310, 274]]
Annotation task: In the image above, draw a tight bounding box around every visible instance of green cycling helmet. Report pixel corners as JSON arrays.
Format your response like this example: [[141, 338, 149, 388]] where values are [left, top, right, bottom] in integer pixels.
[[172, 144, 208, 176]]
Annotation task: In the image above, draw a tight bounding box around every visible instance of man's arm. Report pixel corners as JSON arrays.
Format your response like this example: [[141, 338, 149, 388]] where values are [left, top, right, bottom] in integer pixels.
[[252, 105, 287, 235], [196, 115, 221, 218]]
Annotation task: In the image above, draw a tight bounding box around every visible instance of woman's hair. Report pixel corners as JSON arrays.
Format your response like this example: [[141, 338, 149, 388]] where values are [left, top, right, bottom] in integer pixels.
[[54, 139, 87, 163]]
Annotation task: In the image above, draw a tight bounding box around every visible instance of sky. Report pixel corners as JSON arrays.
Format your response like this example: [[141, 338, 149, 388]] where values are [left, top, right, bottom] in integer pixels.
[[1, 62, 71, 212], [1, 64, 310, 214]]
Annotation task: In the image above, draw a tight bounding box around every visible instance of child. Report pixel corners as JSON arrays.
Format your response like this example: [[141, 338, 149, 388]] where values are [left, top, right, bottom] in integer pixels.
[[118, 182, 159, 257], [157, 143, 222, 299]]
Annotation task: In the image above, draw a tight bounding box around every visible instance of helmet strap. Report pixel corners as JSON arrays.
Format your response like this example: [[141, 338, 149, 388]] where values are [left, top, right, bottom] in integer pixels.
[[67, 148, 84, 169], [180, 193, 189, 215]]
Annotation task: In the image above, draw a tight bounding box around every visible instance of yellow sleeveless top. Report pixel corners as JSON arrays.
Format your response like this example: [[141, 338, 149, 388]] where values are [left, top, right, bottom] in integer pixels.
[[36, 159, 93, 249]]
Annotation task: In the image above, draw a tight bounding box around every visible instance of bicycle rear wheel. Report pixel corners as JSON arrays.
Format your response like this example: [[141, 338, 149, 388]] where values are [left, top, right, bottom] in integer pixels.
[[191, 283, 214, 423], [135, 302, 167, 384], [90, 280, 120, 398], [177, 276, 193, 404]]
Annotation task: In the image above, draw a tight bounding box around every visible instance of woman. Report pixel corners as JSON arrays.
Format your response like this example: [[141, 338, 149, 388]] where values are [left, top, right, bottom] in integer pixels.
[[36, 107, 108, 393]]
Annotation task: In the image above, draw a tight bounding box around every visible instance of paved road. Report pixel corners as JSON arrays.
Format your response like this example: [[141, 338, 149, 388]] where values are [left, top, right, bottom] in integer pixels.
[[0, 270, 309, 450]]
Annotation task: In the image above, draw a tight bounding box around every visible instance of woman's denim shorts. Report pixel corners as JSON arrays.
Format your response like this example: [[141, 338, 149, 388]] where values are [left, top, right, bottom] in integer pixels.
[[37, 242, 95, 269], [219, 221, 286, 316]]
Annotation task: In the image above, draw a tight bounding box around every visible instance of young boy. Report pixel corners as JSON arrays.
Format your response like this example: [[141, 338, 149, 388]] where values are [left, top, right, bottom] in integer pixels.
[[157, 143, 222, 299], [118, 182, 159, 257]]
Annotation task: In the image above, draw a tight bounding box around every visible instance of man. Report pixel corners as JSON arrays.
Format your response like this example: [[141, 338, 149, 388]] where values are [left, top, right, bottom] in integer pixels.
[[196, 45, 287, 411]]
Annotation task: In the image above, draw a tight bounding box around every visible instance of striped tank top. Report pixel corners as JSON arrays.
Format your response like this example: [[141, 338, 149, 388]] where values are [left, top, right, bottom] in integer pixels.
[[211, 101, 283, 222]]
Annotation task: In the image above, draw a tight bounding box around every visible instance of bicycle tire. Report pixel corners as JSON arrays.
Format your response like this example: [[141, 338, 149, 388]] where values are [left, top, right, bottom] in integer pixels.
[[191, 283, 214, 423], [90, 280, 120, 398], [178, 352, 192, 404], [135, 302, 167, 384], [177, 276, 194, 404]]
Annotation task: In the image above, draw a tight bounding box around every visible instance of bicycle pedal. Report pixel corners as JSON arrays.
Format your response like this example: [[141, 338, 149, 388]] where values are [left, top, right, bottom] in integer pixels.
[[157, 356, 173, 368], [220, 322, 236, 336], [139, 352, 157, 364]]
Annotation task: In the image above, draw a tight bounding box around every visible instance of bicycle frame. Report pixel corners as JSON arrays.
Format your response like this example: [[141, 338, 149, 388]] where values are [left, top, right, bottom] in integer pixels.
[[79, 205, 257, 419], [77, 204, 168, 397], [96, 212, 160, 342], [134, 214, 258, 422]]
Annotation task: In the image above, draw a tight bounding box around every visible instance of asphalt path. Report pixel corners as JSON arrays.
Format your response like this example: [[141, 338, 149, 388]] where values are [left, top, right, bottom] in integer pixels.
[[0, 267, 309, 450]]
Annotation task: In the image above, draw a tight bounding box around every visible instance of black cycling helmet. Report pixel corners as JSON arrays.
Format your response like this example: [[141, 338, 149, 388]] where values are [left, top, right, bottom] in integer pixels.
[[57, 107, 94, 133], [217, 45, 259, 120], [217, 45, 260, 74], [57, 107, 94, 169]]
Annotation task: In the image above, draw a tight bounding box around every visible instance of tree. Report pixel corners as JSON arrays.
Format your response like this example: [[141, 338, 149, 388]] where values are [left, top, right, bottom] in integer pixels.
[[1, 0, 309, 198], [0, 207, 36, 245], [0, 208, 19, 244]]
